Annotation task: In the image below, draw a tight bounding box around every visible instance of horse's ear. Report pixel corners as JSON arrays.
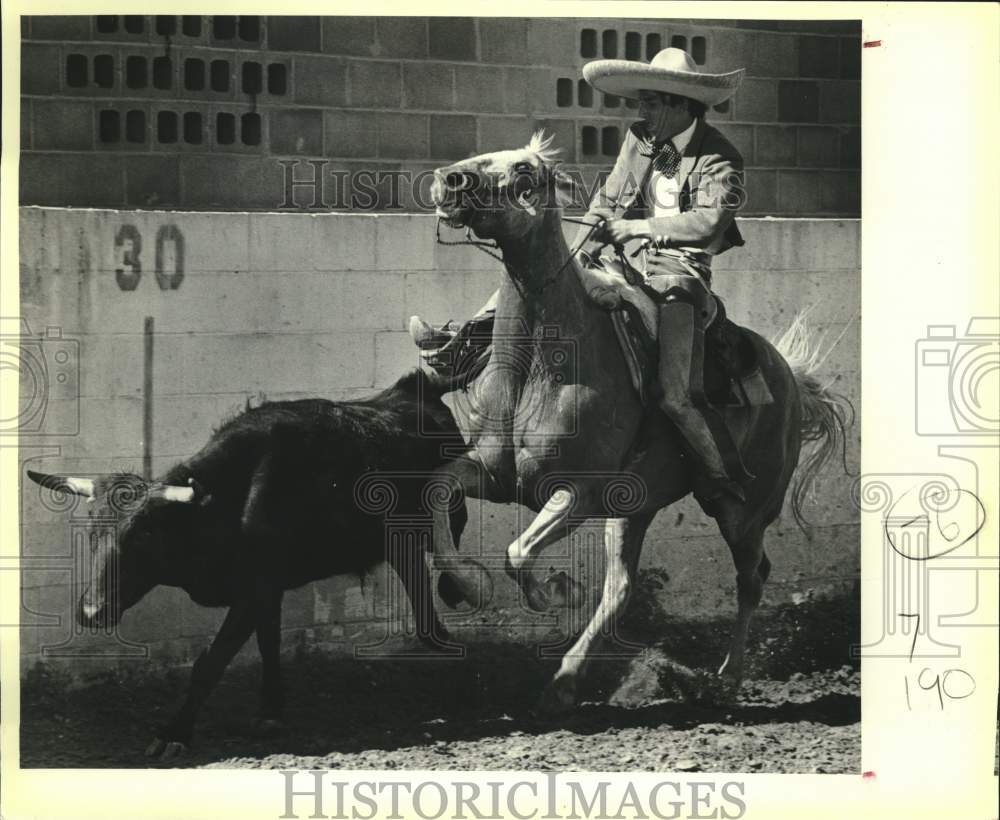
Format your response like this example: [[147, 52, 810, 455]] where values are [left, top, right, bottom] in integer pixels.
[[553, 170, 582, 210]]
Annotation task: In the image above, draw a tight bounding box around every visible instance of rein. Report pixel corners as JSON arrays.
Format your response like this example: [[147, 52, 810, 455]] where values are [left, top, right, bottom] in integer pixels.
[[434, 213, 614, 300]]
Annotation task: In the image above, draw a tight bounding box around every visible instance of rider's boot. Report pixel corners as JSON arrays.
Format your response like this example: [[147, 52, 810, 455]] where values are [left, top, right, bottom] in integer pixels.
[[409, 316, 460, 351], [655, 299, 752, 508]]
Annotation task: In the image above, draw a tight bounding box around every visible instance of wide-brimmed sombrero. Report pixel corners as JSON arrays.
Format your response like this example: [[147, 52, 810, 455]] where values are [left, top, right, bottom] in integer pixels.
[[582, 47, 744, 107]]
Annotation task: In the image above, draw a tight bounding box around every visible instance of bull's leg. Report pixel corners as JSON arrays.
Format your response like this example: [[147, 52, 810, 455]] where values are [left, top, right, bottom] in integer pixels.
[[504, 488, 583, 613], [717, 523, 767, 688], [539, 512, 653, 713], [254, 589, 285, 731], [429, 453, 500, 610], [385, 539, 461, 654], [146, 600, 257, 759]]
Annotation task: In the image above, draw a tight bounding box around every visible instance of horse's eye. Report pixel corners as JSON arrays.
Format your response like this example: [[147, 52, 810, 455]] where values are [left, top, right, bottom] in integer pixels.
[[514, 162, 534, 175]]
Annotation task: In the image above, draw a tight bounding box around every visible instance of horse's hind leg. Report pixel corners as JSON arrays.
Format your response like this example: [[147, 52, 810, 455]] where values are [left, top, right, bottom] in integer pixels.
[[717, 519, 768, 688]]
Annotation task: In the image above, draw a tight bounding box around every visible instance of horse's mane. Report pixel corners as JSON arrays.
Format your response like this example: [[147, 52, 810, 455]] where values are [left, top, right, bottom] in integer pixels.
[[526, 130, 561, 168]]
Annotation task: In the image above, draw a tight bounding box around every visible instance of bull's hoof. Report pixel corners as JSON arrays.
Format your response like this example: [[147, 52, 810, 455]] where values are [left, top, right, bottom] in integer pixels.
[[145, 737, 188, 760], [437, 572, 465, 610], [416, 629, 465, 657], [534, 676, 577, 716], [252, 718, 288, 736], [417, 625, 453, 648], [437, 559, 493, 610]]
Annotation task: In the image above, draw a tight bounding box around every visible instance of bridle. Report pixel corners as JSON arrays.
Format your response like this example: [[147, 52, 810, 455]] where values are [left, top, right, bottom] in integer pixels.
[[433, 179, 636, 299]]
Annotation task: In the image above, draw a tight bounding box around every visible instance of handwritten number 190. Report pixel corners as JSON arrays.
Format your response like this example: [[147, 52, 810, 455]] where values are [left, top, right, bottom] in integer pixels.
[[908, 668, 976, 710]]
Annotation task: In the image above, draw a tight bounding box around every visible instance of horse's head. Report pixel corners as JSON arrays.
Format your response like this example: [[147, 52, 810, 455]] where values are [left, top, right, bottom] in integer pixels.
[[431, 131, 569, 242]]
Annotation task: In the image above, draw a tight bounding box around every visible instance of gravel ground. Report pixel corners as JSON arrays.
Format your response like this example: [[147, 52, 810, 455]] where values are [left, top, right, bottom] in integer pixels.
[[21, 595, 862, 773], [201, 667, 859, 773]]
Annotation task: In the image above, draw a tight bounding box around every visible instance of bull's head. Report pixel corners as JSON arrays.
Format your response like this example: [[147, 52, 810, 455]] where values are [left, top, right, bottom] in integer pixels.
[[431, 131, 573, 243], [26, 470, 210, 628]]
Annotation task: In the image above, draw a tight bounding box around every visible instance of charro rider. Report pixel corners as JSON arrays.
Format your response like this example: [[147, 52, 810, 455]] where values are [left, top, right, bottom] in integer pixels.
[[410, 48, 751, 508]]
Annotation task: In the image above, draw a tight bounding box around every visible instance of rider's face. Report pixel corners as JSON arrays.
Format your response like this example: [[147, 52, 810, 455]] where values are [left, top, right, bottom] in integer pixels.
[[638, 91, 667, 126], [637, 90, 687, 140]]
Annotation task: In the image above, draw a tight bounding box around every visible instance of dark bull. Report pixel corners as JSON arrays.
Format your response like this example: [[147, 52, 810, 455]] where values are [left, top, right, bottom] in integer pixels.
[[27, 369, 489, 759]]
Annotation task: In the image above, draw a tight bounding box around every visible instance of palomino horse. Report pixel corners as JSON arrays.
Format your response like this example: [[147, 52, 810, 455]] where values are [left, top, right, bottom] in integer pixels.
[[428, 133, 850, 712]]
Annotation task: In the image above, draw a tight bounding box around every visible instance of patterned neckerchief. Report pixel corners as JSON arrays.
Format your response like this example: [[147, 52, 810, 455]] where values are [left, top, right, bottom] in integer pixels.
[[636, 135, 683, 179], [636, 117, 699, 179]]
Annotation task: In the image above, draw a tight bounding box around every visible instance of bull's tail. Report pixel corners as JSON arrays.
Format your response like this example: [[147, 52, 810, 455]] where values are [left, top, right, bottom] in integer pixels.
[[773, 311, 855, 533]]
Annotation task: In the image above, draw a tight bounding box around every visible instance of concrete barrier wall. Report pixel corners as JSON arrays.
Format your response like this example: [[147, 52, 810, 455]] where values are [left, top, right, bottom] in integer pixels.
[[21, 16, 860, 217], [16, 207, 860, 674]]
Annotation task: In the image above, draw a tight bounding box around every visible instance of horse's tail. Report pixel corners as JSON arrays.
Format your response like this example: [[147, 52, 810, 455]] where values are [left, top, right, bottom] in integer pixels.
[[772, 311, 856, 533]]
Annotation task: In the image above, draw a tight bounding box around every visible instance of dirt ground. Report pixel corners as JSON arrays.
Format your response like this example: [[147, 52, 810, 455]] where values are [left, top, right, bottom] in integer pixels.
[[21, 593, 862, 773]]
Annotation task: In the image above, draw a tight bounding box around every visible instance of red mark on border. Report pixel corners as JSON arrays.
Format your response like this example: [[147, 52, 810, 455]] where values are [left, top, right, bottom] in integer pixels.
[[862, 771, 877, 781], [863, 40, 882, 48]]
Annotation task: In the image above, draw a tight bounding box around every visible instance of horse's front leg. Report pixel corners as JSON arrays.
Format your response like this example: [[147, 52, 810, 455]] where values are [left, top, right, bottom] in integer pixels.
[[429, 453, 498, 611], [539, 512, 653, 713], [504, 487, 583, 612]]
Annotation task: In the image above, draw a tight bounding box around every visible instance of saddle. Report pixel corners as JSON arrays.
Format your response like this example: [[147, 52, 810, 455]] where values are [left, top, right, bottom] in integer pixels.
[[610, 294, 771, 408], [436, 297, 770, 410], [432, 257, 772, 409]]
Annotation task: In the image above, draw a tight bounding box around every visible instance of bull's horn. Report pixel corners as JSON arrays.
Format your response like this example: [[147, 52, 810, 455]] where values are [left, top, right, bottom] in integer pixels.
[[26, 470, 96, 499], [153, 484, 196, 503]]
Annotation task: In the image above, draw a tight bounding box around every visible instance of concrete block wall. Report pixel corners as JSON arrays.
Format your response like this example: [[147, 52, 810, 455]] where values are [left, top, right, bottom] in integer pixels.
[[16, 208, 859, 674], [21, 16, 860, 216]]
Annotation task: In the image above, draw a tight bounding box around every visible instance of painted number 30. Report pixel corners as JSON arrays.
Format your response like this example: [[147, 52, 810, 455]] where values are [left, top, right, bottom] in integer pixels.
[[114, 224, 186, 291]]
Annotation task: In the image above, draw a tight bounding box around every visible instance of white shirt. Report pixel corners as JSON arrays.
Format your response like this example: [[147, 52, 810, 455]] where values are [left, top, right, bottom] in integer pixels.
[[649, 117, 698, 219], [644, 118, 713, 262]]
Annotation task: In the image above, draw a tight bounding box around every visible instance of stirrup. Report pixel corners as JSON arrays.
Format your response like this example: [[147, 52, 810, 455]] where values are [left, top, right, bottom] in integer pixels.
[[409, 316, 456, 351]]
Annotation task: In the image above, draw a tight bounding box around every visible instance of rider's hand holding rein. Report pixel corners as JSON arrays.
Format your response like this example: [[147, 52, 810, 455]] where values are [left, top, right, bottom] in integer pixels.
[[592, 218, 653, 249]]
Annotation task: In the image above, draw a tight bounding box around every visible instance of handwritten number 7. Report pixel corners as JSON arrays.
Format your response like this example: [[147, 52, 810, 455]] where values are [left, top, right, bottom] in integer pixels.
[[897, 612, 920, 661]]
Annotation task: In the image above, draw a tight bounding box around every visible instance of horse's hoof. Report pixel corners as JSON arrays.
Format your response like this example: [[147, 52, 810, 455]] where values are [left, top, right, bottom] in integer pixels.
[[713, 674, 741, 706], [145, 737, 188, 760], [684, 670, 739, 707], [534, 677, 576, 716], [524, 584, 551, 613], [543, 569, 585, 609], [507, 564, 551, 613]]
